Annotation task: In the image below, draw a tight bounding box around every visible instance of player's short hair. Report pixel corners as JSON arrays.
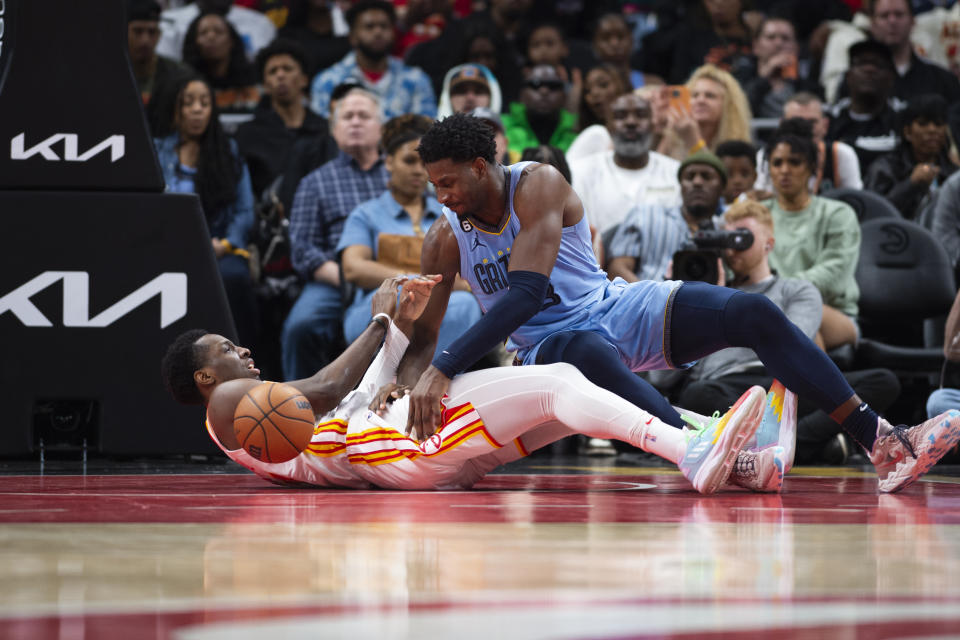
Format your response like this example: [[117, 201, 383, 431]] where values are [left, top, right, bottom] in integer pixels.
[[255, 38, 309, 82], [346, 0, 396, 30], [724, 199, 774, 232], [161, 329, 209, 406], [716, 140, 757, 167], [417, 112, 497, 165]]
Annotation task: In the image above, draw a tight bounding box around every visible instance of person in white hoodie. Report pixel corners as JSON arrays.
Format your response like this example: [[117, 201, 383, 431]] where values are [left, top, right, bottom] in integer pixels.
[[436, 63, 502, 119]]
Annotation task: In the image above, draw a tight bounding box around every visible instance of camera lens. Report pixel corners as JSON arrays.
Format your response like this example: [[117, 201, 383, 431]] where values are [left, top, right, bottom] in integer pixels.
[[685, 255, 709, 280]]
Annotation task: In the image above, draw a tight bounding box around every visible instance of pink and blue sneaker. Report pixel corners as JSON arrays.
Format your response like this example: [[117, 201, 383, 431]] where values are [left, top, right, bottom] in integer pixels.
[[678, 380, 796, 493], [678, 386, 765, 494]]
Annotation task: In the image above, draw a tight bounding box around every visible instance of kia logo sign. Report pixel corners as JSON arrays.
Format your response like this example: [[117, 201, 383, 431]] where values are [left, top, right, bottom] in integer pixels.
[[10, 133, 125, 162], [0, 272, 187, 328]]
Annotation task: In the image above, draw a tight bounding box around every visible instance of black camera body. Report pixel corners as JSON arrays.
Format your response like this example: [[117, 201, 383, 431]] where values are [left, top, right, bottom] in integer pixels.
[[672, 228, 754, 283]]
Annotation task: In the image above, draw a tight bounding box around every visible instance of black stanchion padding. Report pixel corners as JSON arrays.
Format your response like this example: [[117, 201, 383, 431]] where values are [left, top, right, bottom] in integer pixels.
[[0, 192, 234, 455], [0, 0, 163, 191]]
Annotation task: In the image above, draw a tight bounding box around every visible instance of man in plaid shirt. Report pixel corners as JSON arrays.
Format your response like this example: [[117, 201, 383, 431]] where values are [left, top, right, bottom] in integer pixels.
[[282, 87, 388, 380]]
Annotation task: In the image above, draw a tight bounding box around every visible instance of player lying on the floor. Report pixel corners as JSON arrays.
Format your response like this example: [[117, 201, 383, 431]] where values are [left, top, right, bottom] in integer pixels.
[[162, 275, 789, 494]]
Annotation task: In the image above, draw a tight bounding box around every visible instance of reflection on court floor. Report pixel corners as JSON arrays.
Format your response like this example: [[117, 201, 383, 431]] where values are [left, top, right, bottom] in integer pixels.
[[0, 466, 959, 639]]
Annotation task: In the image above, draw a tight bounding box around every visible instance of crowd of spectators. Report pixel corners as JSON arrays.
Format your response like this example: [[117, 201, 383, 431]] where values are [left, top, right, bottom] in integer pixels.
[[136, 0, 960, 464]]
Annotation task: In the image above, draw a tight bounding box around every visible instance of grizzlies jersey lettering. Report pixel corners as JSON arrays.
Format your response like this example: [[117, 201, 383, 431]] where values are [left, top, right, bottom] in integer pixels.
[[442, 162, 612, 357]]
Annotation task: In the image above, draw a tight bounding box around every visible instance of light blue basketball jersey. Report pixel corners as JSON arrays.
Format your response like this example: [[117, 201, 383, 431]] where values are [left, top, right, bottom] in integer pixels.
[[443, 161, 683, 371], [442, 162, 611, 354]]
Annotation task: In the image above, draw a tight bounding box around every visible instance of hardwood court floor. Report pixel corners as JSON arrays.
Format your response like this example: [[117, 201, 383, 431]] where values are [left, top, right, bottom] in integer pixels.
[[0, 456, 959, 639]]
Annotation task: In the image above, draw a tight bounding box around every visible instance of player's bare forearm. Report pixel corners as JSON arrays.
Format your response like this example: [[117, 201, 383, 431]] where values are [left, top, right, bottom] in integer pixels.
[[396, 281, 448, 385], [295, 276, 409, 412], [399, 218, 459, 384], [397, 335, 437, 386], [297, 319, 387, 413]]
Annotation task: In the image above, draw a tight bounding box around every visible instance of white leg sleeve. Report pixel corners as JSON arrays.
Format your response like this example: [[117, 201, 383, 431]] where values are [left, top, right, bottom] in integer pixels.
[[446, 363, 687, 464]]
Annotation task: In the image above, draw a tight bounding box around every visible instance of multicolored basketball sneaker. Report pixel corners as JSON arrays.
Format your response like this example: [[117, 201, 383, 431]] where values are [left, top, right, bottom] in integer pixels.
[[870, 410, 960, 493], [678, 386, 765, 494], [753, 380, 797, 472], [730, 445, 787, 493], [677, 381, 796, 493]]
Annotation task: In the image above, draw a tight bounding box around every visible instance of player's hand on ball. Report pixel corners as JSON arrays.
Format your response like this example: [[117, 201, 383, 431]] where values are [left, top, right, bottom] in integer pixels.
[[395, 274, 441, 324], [369, 382, 410, 416], [371, 275, 409, 319], [406, 365, 450, 441]]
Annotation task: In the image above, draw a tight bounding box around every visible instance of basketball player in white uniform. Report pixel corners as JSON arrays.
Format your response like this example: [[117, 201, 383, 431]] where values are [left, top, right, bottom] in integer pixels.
[[162, 275, 770, 493]]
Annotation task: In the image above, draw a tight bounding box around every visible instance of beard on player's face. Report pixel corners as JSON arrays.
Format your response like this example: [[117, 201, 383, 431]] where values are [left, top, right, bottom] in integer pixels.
[[356, 41, 390, 62]]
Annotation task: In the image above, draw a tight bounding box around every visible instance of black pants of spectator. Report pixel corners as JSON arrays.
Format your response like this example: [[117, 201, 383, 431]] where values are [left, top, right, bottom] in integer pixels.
[[218, 254, 260, 352], [677, 368, 902, 464]]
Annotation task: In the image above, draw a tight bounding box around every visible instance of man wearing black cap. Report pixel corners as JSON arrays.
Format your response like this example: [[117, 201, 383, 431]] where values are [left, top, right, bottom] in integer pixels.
[[126, 0, 188, 105], [826, 40, 904, 174]]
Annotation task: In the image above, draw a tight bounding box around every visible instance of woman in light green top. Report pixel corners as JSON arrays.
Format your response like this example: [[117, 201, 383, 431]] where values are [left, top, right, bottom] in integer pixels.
[[762, 118, 861, 350]]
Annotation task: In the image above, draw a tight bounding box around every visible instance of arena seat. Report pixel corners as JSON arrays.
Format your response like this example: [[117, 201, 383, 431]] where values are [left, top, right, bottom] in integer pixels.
[[853, 218, 955, 379], [821, 188, 902, 223]]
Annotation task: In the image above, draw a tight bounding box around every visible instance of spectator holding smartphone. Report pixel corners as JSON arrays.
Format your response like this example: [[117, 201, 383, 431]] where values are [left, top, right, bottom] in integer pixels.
[[656, 64, 752, 161], [738, 17, 820, 120]]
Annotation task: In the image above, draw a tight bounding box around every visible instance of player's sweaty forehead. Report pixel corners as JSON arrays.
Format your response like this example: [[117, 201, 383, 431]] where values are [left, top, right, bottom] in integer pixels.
[[426, 158, 472, 185]]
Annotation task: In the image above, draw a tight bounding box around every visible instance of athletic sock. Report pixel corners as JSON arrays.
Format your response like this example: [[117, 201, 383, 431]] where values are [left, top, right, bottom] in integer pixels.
[[840, 403, 880, 452], [631, 416, 687, 464]]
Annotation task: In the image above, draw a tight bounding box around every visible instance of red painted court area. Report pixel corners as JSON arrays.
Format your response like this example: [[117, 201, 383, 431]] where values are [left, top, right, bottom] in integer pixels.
[[0, 471, 957, 524], [1, 468, 959, 639]]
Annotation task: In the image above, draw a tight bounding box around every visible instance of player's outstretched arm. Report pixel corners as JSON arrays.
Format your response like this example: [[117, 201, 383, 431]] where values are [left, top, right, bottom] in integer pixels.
[[405, 164, 575, 440], [397, 218, 461, 386], [206, 276, 442, 446], [291, 276, 408, 414]]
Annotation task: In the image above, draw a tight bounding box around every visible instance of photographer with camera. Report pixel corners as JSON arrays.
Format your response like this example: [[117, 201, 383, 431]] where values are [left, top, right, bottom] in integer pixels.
[[676, 200, 901, 465], [607, 149, 728, 284]]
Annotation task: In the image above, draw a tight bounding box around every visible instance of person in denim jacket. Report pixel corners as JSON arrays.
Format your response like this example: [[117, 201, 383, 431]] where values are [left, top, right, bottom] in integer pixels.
[[152, 74, 259, 349]]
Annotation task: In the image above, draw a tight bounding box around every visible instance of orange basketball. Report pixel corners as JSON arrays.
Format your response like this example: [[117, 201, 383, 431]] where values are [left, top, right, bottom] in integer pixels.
[[233, 382, 315, 463]]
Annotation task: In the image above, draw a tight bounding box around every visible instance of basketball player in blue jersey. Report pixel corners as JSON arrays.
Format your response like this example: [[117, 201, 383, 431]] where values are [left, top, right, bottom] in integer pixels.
[[162, 274, 771, 494], [397, 112, 960, 494]]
